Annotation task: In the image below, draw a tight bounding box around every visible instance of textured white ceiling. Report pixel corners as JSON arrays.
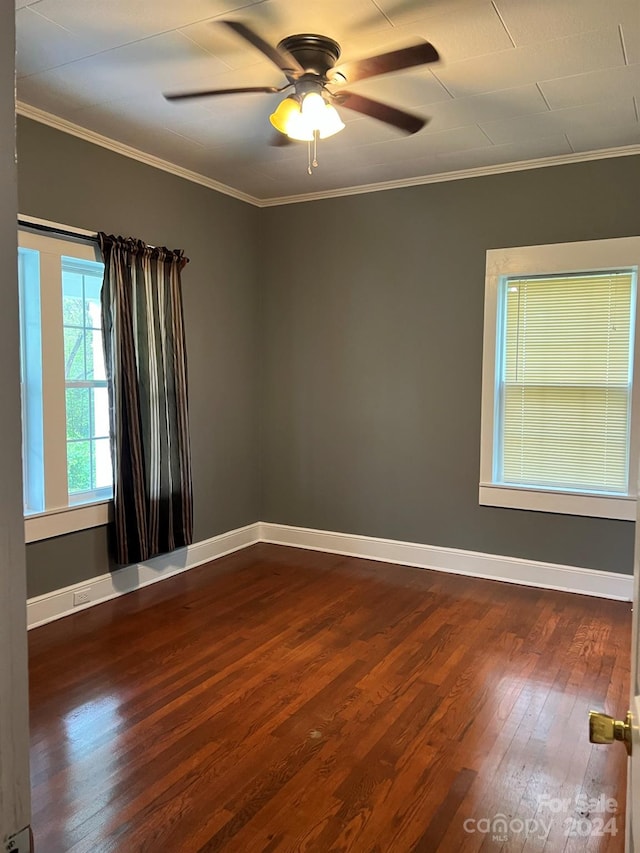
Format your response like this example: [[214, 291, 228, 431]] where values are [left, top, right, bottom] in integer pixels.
[[15, 0, 640, 204]]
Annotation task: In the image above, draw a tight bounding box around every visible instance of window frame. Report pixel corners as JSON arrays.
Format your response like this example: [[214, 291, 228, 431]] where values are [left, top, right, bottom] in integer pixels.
[[18, 224, 113, 543], [479, 237, 640, 521]]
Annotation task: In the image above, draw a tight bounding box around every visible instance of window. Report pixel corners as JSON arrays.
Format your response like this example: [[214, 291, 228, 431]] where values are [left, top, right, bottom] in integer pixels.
[[62, 258, 112, 501], [18, 227, 113, 541], [480, 238, 640, 521]]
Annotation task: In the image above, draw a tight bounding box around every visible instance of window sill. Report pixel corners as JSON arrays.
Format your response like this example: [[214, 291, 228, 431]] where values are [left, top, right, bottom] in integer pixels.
[[479, 484, 635, 521], [25, 500, 113, 543]]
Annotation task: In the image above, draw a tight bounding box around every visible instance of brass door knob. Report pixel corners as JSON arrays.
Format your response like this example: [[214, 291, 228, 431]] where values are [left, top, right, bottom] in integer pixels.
[[589, 710, 632, 756]]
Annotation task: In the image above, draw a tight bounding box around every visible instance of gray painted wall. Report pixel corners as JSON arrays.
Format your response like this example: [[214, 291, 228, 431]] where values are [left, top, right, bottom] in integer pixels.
[[17, 114, 640, 593], [18, 117, 261, 597], [0, 7, 31, 844], [259, 156, 640, 574]]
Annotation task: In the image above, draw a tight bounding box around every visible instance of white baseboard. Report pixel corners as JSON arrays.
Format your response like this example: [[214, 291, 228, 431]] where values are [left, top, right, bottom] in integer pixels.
[[27, 523, 260, 629], [27, 520, 633, 628], [258, 522, 634, 602]]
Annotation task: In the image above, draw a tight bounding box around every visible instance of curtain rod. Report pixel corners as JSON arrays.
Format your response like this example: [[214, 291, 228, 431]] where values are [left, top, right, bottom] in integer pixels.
[[18, 214, 98, 242], [17, 216, 166, 255], [18, 215, 190, 264]]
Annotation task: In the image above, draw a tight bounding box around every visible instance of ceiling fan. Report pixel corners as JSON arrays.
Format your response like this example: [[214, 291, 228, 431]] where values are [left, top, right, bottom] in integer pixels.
[[164, 20, 439, 161]]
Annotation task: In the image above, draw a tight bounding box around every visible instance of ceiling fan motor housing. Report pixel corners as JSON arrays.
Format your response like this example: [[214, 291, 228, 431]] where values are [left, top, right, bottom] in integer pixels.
[[278, 34, 341, 78]]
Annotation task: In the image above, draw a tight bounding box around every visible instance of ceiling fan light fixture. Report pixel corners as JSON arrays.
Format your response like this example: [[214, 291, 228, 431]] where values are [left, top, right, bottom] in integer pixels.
[[300, 92, 344, 139], [284, 114, 315, 142], [318, 103, 345, 139], [269, 96, 311, 139], [299, 92, 344, 139], [270, 91, 345, 142]]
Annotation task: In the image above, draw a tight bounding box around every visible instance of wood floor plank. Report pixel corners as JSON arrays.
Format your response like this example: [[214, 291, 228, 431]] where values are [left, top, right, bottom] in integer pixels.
[[29, 543, 631, 852]]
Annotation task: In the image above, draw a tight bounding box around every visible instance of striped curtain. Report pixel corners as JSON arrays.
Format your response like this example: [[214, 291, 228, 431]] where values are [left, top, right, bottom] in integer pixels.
[[98, 233, 193, 565]]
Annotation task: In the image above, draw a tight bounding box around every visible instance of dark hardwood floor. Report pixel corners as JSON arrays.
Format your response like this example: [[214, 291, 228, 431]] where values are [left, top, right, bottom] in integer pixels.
[[29, 543, 631, 852]]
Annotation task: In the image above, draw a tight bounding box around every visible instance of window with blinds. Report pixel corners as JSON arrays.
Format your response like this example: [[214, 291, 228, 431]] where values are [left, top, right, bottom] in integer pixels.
[[496, 270, 635, 494]]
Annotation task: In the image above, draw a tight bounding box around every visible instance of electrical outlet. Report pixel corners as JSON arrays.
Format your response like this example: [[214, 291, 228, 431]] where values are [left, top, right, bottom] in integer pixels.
[[5, 826, 32, 852], [73, 588, 91, 606]]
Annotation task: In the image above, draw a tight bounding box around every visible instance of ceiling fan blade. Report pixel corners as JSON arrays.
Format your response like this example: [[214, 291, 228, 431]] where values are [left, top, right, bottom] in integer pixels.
[[335, 91, 426, 134], [164, 85, 283, 101], [332, 42, 439, 85], [221, 20, 305, 78]]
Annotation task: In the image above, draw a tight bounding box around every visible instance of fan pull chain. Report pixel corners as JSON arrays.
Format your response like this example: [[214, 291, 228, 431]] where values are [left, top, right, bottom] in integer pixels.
[[307, 131, 320, 175]]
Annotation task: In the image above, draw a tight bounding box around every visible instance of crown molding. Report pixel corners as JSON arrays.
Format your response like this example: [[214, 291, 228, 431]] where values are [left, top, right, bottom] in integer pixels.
[[17, 101, 640, 208], [259, 143, 640, 206], [16, 101, 261, 207]]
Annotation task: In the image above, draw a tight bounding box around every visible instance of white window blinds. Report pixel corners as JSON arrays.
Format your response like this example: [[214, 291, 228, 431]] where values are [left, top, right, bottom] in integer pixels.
[[497, 271, 635, 494]]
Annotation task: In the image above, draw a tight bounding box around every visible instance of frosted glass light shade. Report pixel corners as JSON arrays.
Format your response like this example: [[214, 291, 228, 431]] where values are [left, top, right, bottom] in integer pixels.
[[317, 103, 345, 138], [301, 93, 345, 138], [300, 92, 326, 124], [269, 98, 310, 139]]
